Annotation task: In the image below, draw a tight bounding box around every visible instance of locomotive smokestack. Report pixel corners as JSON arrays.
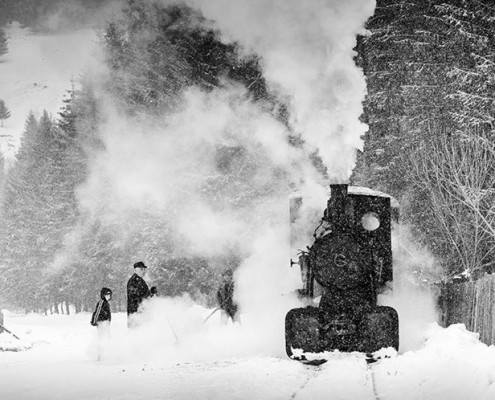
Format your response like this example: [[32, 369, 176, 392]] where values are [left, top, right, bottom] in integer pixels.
[[330, 184, 348, 199], [328, 184, 348, 232]]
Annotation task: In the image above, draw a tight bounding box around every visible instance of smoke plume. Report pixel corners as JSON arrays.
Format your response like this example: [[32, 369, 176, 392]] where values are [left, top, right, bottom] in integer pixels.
[[177, 0, 374, 181], [75, 0, 377, 360]]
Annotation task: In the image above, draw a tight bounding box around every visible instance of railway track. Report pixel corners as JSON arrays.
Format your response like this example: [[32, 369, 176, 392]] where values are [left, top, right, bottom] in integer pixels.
[[290, 354, 385, 400]]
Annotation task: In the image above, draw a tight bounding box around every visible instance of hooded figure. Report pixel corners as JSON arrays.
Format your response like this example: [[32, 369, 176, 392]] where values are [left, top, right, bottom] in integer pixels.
[[91, 287, 112, 326], [91, 287, 112, 361]]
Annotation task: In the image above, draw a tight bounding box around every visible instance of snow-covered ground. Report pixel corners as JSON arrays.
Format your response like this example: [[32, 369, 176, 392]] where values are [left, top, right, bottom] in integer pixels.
[[0, 22, 98, 161], [1, 301, 495, 400]]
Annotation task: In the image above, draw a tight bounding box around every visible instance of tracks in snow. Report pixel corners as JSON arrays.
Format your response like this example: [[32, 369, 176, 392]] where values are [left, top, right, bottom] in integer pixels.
[[367, 361, 382, 400], [289, 364, 323, 399], [291, 355, 385, 400]]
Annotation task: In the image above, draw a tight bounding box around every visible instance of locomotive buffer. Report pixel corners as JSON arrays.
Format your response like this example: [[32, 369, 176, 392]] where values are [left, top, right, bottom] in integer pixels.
[[286, 184, 399, 361]]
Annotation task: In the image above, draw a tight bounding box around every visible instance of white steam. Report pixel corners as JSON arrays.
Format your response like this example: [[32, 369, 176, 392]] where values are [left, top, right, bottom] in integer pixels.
[[71, 0, 377, 361], [174, 0, 374, 181], [379, 224, 442, 353], [79, 85, 305, 256]]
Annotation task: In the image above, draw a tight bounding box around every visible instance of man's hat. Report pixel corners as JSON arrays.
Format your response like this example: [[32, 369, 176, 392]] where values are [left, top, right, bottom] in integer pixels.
[[134, 261, 147, 269]]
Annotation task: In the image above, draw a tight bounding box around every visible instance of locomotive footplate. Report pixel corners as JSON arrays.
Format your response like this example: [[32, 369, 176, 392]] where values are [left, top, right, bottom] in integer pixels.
[[285, 305, 399, 360]]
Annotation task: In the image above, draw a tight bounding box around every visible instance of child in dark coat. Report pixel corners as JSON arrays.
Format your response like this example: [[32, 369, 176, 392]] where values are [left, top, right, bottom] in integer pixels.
[[91, 287, 112, 361]]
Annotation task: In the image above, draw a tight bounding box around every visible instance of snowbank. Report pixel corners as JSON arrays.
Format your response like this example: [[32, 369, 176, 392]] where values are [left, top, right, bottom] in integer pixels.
[[1, 308, 495, 399]]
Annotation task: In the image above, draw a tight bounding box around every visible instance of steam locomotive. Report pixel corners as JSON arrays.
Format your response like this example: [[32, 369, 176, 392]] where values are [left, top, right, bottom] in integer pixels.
[[286, 184, 399, 361]]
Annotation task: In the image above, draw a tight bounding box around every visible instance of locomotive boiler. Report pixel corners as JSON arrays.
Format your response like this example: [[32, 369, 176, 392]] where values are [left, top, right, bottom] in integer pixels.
[[286, 184, 399, 361]]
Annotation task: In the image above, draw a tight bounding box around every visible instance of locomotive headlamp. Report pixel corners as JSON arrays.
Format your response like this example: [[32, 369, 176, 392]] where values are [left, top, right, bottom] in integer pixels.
[[361, 212, 380, 231]]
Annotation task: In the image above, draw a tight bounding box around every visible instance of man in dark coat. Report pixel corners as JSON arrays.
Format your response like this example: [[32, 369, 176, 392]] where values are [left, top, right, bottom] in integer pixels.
[[127, 261, 151, 327], [216, 268, 240, 324]]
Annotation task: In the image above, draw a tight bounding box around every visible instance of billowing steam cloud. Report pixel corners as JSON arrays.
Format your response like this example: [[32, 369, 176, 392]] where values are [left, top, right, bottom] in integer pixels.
[[80, 85, 305, 256], [177, 0, 374, 181], [73, 0, 377, 361], [379, 224, 442, 352]]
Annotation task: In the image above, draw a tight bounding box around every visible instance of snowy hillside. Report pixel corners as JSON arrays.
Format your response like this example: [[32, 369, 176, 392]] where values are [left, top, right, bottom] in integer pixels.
[[1, 307, 495, 400], [0, 22, 97, 161]]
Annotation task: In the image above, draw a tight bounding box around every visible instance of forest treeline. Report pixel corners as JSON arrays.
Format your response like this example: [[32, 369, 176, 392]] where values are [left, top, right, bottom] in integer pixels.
[[352, 0, 495, 282], [0, 1, 272, 313], [1, 0, 495, 313]]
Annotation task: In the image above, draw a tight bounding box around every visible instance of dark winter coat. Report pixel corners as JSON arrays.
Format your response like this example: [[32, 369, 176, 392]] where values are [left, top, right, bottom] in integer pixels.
[[127, 273, 150, 315], [91, 288, 112, 326], [216, 280, 238, 319]]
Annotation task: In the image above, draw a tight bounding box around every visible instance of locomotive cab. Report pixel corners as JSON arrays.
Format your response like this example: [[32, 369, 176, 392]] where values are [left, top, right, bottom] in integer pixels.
[[286, 184, 399, 360]]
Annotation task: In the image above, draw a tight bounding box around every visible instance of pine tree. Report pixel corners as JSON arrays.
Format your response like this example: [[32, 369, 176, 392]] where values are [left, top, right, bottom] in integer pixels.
[[58, 82, 78, 137], [0, 150, 5, 202], [0, 100, 11, 127], [0, 110, 83, 311], [103, 2, 270, 116], [0, 112, 43, 310], [353, 0, 495, 278], [0, 28, 8, 59]]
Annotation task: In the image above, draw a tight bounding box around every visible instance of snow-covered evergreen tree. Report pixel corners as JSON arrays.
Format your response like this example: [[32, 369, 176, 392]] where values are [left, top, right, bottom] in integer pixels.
[[0, 150, 5, 204], [353, 0, 495, 278], [0, 99, 11, 126], [0, 28, 8, 59], [102, 2, 270, 116], [0, 110, 86, 311]]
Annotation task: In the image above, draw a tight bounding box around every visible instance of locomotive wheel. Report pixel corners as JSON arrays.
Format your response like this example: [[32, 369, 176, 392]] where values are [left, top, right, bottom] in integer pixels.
[[285, 307, 322, 358], [358, 306, 399, 353]]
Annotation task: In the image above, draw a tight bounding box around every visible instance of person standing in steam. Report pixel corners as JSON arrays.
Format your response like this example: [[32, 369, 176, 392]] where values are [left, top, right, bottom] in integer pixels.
[[127, 261, 151, 328], [91, 287, 112, 361], [0, 308, 4, 333], [216, 268, 240, 324]]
